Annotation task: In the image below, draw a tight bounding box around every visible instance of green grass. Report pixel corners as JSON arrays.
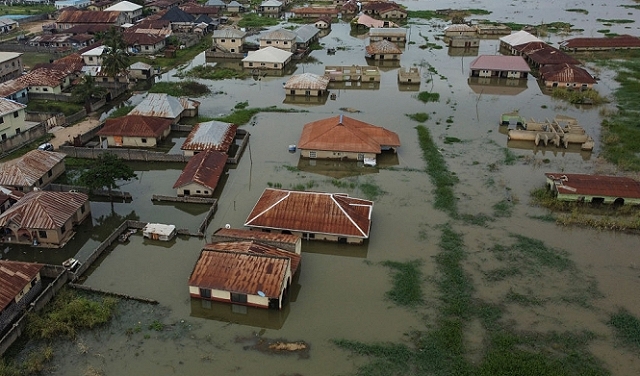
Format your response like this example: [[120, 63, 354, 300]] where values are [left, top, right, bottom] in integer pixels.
[[492, 200, 514, 218], [132, 38, 211, 71], [551, 88, 608, 105], [416, 125, 458, 216], [381, 260, 424, 307], [502, 147, 517, 165], [107, 105, 135, 118], [0, 4, 54, 15], [237, 13, 280, 28], [406, 112, 429, 122], [443, 136, 461, 144], [26, 100, 83, 116], [566, 8, 589, 14], [484, 266, 521, 282], [358, 181, 385, 201], [609, 308, 640, 349], [182, 65, 249, 80], [417, 91, 440, 103], [149, 80, 210, 97], [597, 18, 635, 24], [20, 52, 55, 70], [490, 234, 574, 272], [214, 106, 307, 126]]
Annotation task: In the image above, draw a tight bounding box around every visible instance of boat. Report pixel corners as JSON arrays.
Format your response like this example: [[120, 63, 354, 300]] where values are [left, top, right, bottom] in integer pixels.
[[119, 229, 137, 242]]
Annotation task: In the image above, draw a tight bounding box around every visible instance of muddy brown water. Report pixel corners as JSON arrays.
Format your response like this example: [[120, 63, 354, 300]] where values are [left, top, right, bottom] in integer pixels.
[[4, 1, 640, 374]]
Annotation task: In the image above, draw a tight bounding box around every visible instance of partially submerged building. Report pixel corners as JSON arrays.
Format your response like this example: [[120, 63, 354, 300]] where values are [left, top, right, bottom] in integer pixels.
[[544, 173, 640, 206], [283, 73, 330, 97], [181, 120, 237, 156], [469, 55, 531, 79], [0, 260, 44, 335], [241, 46, 293, 70], [365, 39, 402, 61], [97, 115, 173, 147], [0, 150, 66, 192], [173, 150, 227, 197]]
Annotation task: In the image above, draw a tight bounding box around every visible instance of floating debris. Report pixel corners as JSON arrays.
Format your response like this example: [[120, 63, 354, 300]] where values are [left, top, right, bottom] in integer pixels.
[[236, 334, 310, 359]]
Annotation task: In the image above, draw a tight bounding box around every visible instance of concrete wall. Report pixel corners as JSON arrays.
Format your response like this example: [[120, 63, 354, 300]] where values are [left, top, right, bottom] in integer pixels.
[[300, 149, 375, 160], [0, 122, 46, 155]]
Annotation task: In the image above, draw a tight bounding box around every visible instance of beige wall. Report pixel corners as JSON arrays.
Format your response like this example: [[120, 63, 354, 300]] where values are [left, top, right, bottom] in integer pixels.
[[300, 149, 376, 160], [544, 81, 594, 90], [15, 273, 41, 304], [249, 227, 366, 245], [369, 53, 400, 61], [0, 55, 23, 83], [104, 132, 169, 147], [260, 39, 295, 52], [177, 182, 215, 197], [243, 60, 288, 70], [285, 88, 325, 96], [214, 37, 244, 53], [0, 107, 26, 137]]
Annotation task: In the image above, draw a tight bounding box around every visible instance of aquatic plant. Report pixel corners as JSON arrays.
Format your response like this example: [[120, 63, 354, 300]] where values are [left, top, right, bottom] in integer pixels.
[[609, 308, 640, 350], [149, 81, 211, 97], [417, 91, 441, 103], [406, 112, 429, 122], [381, 260, 424, 307]]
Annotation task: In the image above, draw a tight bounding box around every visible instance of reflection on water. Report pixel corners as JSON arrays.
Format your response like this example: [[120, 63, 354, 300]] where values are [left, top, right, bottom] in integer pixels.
[[190, 298, 291, 329], [283, 94, 329, 106], [468, 76, 529, 96], [302, 239, 369, 258], [506, 139, 592, 161], [328, 81, 381, 90], [297, 158, 379, 179]]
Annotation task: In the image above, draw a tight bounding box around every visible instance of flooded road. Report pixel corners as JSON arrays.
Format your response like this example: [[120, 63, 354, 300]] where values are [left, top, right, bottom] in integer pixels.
[[6, 1, 640, 374]]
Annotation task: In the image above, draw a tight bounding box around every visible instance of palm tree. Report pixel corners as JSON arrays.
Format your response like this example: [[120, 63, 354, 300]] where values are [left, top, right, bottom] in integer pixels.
[[72, 75, 107, 112], [101, 27, 130, 80]]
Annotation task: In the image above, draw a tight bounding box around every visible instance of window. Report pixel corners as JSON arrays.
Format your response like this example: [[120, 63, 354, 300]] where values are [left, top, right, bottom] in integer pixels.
[[230, 293, 247, 303], [13, 112, 18, 118], [200, 288, 211, 298], [248, 62, 253, 67], [196, 190, 201, 194], [38, 178, 43, 185], [220, 39, 225, 42], [231, 39, 235, 42], [39, 230, 47, 238], [48, 170, 52, 177], [61, 224, 66, 233], [81, 205, 85, 213], [145, 46, 149, 50], [0, 117, 4, 124], [266, 40, 272, 44], [15, 128, 20, 134], [43, 88, 48, 91], [141, 138, 147, 143], [309, 151, 317, 158]]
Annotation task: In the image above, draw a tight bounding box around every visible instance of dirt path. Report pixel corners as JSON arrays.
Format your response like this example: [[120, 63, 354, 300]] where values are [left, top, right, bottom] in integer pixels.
[[49, 116, 101, 149]]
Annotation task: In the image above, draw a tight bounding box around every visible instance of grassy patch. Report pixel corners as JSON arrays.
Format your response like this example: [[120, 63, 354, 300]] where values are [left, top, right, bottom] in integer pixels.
[[149, 80, 210, 97], [20, 52, 55, 70], [331, 339, 414, 375], [358, 181, 385, 201], [237, 13, 280, 28], [551, 88, 608, 105], [416, 125, 458, 216], [528, 213, 557, 222], [443, 136, 461, 144], [609, 308, 640, 350], [484, 266, 521, 282], [502, 148, 517, 165], [505, 289, 544, 306], [417, 91, 441, 103], [26, 288, 117, 340], [214, 106, 307, 126], [566, 8, 589, 14], [132, 38, 211, 71], [597, 18, 635, 24], [181, 65, 249, 80], [459, 213, 493, 227], [107, 105, 135, 118], [406, 112, 429, 122], [492, 200, 514, 218], [490, 234, 574, 273], [381, 260, 424, 307], [0, 4, 54, 14], [26, 100, 83, 116]]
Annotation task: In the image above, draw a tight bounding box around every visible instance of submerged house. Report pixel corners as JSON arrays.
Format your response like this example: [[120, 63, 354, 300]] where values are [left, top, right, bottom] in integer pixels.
[[0, 191, 91, 247], [97, 115, 173, 147], [297, 114, 400, 165], [181, 120, 237, 156], [211, 227, 302, 254], [539, 63, 597, 90], [365, 39, 402, 60], [128, 93, 200, 123], [0, 150, 66, 192], [544, 173, 640, 206], [284, 73, 330, 97], [242, 46, 293, 70], [469, 55, 531, 79], [173, 150, 228, 197], [188, 240, 301, 309], [0, 260, 44, 335], [245, 188, 374, 244]]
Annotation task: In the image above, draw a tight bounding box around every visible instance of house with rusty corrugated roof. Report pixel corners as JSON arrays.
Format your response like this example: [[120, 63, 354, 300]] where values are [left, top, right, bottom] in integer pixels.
[[0, 260, 44, 334], [97, 115, 173, 147], [469, 55, 531, 79], [539, 63, 597, 90], [0, 150, 66, 192], [128, 93, 199, 123], [545, 173, 640, 206], [559, 35, 640, 52], [365, 39, 402, 60], [189, 240, 301, 309], [362, 1, 406, 19], [181, 120, 237, 156], [56, 9, 127, 30], [173, 150, 227, 197], [211, 227, 302, 254], [0, 191, 91, 247], [297, 114, 400, 164], [513, 41, 580, 69], [283, 73, 330, 97], [245, 188, 374, 244]]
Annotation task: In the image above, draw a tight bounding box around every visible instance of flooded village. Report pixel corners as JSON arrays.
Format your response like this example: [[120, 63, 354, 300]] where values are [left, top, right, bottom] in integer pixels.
[[1, 0, 640, 375]]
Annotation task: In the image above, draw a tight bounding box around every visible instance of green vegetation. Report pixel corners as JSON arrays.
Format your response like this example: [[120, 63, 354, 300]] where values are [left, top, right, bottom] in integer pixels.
[[214, 106, 307, 125], [417, 91, 440, 103], [331, 179, 356, 189], [20, 52, 55, 70], [107, 105, 135, 119], [0, 4, 54, 15], [182, 65, 249, 80], [406, 112, 430, 122], [492, 200, 514, 218], [149, 80, 211, 97], [407, 8, 490, 21], [503, 147, 517, 165], [26, 288, 118, 340], [609, 309, 640, 350], [237, 13, 280, 28], [0, 346, 54, 375], [551, 88, 608, 105], [26, 100, 83, 116], [78, 153, 137, 198], [566, 8, 589, 14], [416, 125, 458, 216], [443, 137, 461, 144], [133, 38, 211, 71], [358, 181, 385, 201], [597, 18, 635, 24], [381, 260, 424, 307], [490, 234, 574, 272]]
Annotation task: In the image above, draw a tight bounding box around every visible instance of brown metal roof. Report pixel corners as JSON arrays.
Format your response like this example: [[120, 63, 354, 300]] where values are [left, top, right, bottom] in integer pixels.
[[98, 115, 172, 138], [469, 55, 531, 72], [514, 41, 580, 65], [188, 242, 295, 298], [560, 35, 640, 49], [366, 40, 402, 55], [291, 7, 339, 15], [63, 23, 116, 34], [284, 73, 330, 90], [539, 63, 596, 84], [0, 150, 66, 187], [204, 240, 301, 274], [57, 9, 122, 24], [363, 1, 403, 13], [122, 32, 166, 46], [0, 191, 88, 229], [212, 227, 300, 247], [0, 79, 28, 97], [245, 188, 373, 239], [298, 115, 400, 154], [33, 53, 85, 74], [181, 120, 237, 152], [172, 150, 227, 190], [18, 67, 70, 88], [545, 173, 640, 198], [0, 260, 44, 311], [0, 98, 25, 116]]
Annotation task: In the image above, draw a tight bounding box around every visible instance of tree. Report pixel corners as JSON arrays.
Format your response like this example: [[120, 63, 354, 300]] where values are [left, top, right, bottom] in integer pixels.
[[72, 75, 107, 112], [101, 27, 130, 79], [79, 153, 137, 199]]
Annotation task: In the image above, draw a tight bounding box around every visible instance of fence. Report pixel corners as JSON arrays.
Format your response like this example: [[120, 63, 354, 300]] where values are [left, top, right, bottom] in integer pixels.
[[0, 122, 46, 155], [58, 146, 192, 162]]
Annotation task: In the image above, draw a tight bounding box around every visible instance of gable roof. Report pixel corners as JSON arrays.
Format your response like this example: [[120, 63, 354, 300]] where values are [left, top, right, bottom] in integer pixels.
[[352, 14, 397, 28], [369, 27, 406, 37], [260, 0, 282, 7], [57, 9, 122, 24], [104, 0, 142, 11], [560, 35, 640, 49], [173, 150, 227, 190], [0, 97, 26, 116], [98, 115, 172, 137], [261, 28, 297, 41], [295, 24, 320, 43], [0, 191, 88, 229], [181, 120, 237, 152], [539, 63, 596, 84], [213, 28, 246, 39], [0, 150, 66, 187], [284, 73, 330, 90], [242, 46, 292, 64], [366, 39, 402, 54], [160, 6, 195, 22], [123, 32, 166, 46], [499, 30, 542, 47], [245, 188, 374, 239], [17, 67, 69, 88], [545, 173, 640, 198], [204, 240, 301, 274], [516, 42, 580, 65], [298, 114, 400, 154], [212, 227, 300, 252], [189, 241, 295, 298], [469, 55, 531, 72], [129, 93, 184, 119], [0, 260, 44, 312]]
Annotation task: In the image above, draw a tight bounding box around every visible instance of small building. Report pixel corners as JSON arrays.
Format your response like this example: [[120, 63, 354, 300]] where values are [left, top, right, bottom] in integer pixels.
[[105, 1, 144, 23], [351, 14, 398, 29], [0, 52, 23, 84], [514, 41, 581, 69], [544, 173, 640, 206], [314, 16, 331, 30], [297, 114, 400, 164], [56, 9, 127, 29], [499, 30, 542, 54], [324, 65, 381, 82], [242, 46, 293, 70], [81, 45, 106, 66], [258, 0, 283, 18], [245, 188, 374, 244], [142, 223, 177, 241], [0, 191, 91, 247], [362, 1, 407, 19], [365, 39, 402, 60], [87, 0, 114, 11], [294, 24, 320, 50], [97, 115, 173, 147], [448, 36, 480, 48], [0, 98, 27, 140], [0, 150, 66, 192], [123, 32, 166, 55], [181, 120, 237, 156], [226, 1, 245, 14], [397, 66, 420, 84], [0, 79, 28, 104], [539, 63, 597, 90], [0, 260, 44, 335], [469, 55, 531, 79], [211, 28, 246, 54], [188, 240, 301, 309], [475, 24, 511, 35], [211, 227, 302, 254], [128, 61, 155, 80], [284, 73, 330, 97], [128, 93, 200, 123], [560, 35, 640, 52], [369, 27, 407, 44], [0, 18, 19, 34], [173, 150, 228, 197], [55, 0, 91, 9], [443, 24, 477, 38], [260, 28, 297, 52]]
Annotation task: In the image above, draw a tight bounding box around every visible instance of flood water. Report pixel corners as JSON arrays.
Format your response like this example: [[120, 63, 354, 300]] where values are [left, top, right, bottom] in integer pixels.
[[5, 1, 640, 374]]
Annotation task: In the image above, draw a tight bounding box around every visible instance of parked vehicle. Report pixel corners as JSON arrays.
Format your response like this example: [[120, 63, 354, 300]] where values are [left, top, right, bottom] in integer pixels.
[[37, 143, 54, 151]]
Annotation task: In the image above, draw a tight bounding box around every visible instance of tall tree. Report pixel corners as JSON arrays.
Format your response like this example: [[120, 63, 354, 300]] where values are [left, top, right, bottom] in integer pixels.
[[101, 27, 130, 79], [72, 75, 107, 112], [79, 153, 137, 199]]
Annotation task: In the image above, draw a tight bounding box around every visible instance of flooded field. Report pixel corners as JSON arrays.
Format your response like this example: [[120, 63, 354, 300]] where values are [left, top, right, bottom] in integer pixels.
[[5, 0, 640, 375]]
